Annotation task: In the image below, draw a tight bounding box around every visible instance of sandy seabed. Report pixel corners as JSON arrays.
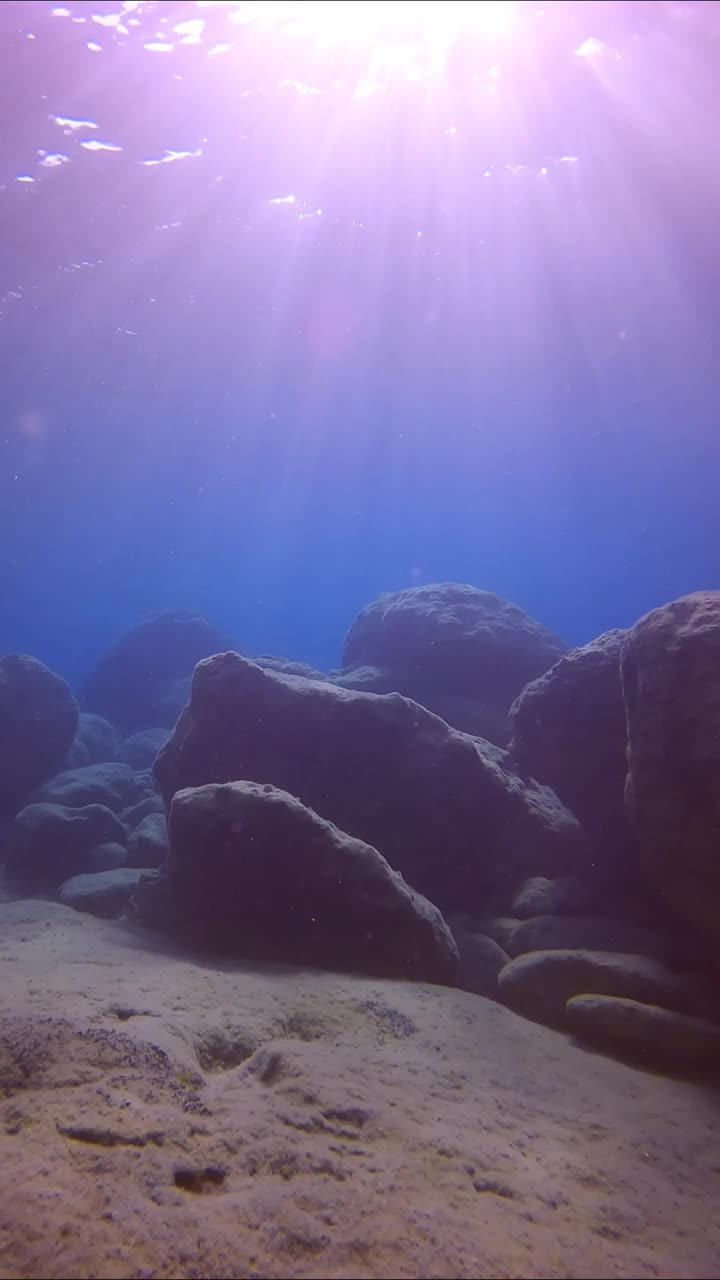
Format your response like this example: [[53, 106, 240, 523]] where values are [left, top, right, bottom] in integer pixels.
[[0, 898, 718, 1280]]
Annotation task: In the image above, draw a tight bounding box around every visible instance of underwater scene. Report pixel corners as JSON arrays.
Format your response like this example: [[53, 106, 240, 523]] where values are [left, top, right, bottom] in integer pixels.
[[1, 1, 719, 1277]]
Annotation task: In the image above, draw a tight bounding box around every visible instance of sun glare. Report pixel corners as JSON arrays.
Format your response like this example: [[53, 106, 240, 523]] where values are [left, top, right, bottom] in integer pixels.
[[287, 0, 515, 39], [233, 0, 515, 72]]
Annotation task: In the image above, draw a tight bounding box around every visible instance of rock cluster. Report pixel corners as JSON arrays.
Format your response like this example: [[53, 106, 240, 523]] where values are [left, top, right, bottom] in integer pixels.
[[2, 589, 720, 1074], [338, 582, 568, 742]]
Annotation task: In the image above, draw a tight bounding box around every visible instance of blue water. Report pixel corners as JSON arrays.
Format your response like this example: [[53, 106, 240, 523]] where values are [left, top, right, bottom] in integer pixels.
[[0, 0, 718, 685]]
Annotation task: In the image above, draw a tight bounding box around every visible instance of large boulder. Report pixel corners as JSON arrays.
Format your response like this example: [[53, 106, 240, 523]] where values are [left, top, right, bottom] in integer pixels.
[[118, 728, 170, 771], [503, 913, 694, 968], [64, 712, 120, 770], [497, 948, 715, 1028], [509, 630, 631, 859], [79, 611, 227, 735], [5, 802, 127, 892], [255, 656, 329, 681], [510, 875, 591, 919], [33, 763, 139, 813], [127, 812, 168, 868], [134, 781, 460, 984], [565, 995, 720, 1072], [120, 794, 165, 830], [153, 652, 587, 913], [339, 584, 567, 743], [0, 655, 79, 816], [450, 924, 510, 1000], [622, 592, 720, 950], [59, 867, 147, 918]]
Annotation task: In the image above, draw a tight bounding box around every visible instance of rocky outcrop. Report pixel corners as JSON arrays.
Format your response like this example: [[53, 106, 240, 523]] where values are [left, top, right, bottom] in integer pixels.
[[622, 591, 720, 950], [339, 583, 567, 742], [134, 781, 460, 984], [153, 652, 588, 912], [509, 630, 631, 866], [79, 611, 227, 735], [0, 654, 78, 816]]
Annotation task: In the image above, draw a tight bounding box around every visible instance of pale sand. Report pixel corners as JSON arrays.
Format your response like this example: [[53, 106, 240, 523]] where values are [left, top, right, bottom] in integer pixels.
[[0, 899, 718, 1280]]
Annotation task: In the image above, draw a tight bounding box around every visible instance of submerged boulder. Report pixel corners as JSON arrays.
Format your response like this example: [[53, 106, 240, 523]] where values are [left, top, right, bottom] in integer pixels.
[[79, 611, 227, 735], [498, 948, 714, 1028], [59, 866, 147, 919], [120, 794, 165, 830], [154, 652, 587, 913], [503, 913, 692, 967], [135, 781, 460, 984], [509, 630, 631, 858], [5, 802, 127, 892], [33, 762, 139, 814], [127, 812, 168, 868], [255, 655, 329, 681], [339, 583, 567, 742], [118, 728, 170, 771], [64, 712, 120, 770], [565, 995, 720, 1072], [510, 876, 591, 919], [0, 655, 78, 817], [450, 924, 510, 1000], [622, 592, 720, 950]]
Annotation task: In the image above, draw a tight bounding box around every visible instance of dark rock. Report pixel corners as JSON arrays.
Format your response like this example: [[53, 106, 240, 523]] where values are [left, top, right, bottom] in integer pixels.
[[505, 913, 691, 967], [460, 915, 520, 952], [118, 728, 170, 771], [0, 655, 79, 817], [451, 925, 509, 999], [333, 663, 511, 743], [85, 842, 128, 872], [79, 611, 227, 736], [134, 780, 460, 984], [5, 803, 127, 892], [330, 664, 398, 695], [121, 794, 165, 830], [132, 769, 158, 796], [33, 763, 138, 813], [509, 631, 630, 858], [498, 949, 715, 1028], [340, 583, 567, 743], [59, 866, 147, 918], [153, 653, 588, 912], [510, 876, 591, 919], [622, 591, 720, 951], [335, 666, 511, 743], [255, 656, 329, 681], [127, 812, 168, 868], [64, 713, 120, 770], [173, 1164, 227, 1193], [565, 994, 720, 1072]]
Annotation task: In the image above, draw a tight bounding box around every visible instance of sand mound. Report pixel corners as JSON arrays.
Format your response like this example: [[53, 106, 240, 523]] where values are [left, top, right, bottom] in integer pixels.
[[0, 899, 718, 1280]]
